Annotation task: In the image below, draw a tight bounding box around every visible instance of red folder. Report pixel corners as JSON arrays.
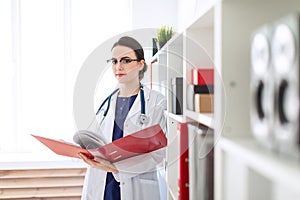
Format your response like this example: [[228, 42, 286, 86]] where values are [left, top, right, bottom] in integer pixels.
[[32, 124, 167, 163], [178, 122, 189, 200]]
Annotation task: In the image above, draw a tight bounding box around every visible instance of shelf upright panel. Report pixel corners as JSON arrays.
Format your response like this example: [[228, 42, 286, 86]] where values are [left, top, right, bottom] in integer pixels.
[[164, 34, 184, 200]]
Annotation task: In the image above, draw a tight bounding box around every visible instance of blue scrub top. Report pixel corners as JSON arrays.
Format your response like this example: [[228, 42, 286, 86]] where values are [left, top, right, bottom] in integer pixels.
[[104, 94, 138, 200]]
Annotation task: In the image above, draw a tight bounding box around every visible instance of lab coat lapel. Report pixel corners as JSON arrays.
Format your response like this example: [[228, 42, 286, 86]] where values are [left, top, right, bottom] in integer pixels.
[[104, 92, 118, 143]]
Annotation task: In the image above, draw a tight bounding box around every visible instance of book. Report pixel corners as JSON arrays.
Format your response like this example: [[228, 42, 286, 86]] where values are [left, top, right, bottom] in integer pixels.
[[32, 124, 167, 163]]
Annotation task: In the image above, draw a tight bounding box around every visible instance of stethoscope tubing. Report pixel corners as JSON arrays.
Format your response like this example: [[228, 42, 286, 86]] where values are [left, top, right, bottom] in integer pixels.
[[96, 83, 146, 124]]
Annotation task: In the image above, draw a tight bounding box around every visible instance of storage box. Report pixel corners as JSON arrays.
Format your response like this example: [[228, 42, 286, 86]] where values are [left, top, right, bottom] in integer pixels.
[[191, 68, 214, 85], [171, 77, 183, 114], [194, 94, 214, 113]]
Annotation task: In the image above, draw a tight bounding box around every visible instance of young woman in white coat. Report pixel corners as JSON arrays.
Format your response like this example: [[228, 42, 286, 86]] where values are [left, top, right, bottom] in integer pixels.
[[78, 36, 167, 200]]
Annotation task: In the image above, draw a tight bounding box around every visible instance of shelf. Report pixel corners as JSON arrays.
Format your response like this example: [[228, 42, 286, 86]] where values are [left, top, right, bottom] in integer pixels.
[[167, 112, 184, 123], [219, 137, 300, 192], [185, 109, 214, 128], [148, 49, 161, 64], [149, 32, 183, 64]]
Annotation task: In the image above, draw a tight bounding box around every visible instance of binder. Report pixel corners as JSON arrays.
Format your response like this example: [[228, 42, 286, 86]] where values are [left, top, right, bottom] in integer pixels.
[[171, 77, 183, 114], [178, 122, 189, 200], [32, 124, 167, 163]]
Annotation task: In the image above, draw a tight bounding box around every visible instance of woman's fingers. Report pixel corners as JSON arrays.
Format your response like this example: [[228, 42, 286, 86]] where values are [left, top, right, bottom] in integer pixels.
[[94, 157, 119, 173], [78, 153, 93, 164], [78, 153, 118, 173]]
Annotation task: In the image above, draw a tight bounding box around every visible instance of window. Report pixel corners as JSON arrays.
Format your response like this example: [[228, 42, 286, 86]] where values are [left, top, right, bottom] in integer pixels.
[[0, 0, 131, 161]]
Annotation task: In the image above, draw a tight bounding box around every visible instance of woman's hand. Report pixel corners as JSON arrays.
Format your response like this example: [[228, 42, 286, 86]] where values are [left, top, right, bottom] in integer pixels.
[[78, 153, 119, 173]]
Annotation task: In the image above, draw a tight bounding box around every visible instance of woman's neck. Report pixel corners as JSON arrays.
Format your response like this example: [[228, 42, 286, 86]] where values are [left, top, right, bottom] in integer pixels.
[[118, 81, 140, 97]]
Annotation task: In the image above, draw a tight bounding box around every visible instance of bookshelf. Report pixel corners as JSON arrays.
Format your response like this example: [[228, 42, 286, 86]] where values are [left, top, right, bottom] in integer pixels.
[[151, 0, 300, 199]]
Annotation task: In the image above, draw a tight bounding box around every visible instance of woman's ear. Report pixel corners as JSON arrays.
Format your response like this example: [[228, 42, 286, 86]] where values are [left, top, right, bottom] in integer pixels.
[[139, 60, 145, 71]]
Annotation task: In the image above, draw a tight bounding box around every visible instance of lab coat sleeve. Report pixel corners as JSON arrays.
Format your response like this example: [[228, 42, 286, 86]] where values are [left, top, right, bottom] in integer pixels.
[[112, 96, 167, 181]]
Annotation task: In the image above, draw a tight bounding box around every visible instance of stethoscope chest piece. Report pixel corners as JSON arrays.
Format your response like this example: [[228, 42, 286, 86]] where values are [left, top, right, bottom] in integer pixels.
[[139, 113, 149, 125]]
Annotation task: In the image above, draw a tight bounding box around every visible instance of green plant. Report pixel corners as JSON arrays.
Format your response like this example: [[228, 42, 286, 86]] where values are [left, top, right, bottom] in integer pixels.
[[157, 25, 173, 44]]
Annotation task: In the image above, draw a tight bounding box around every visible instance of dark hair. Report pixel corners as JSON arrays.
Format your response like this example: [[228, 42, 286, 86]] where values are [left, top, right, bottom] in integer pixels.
[[112, 36, 147, 80]]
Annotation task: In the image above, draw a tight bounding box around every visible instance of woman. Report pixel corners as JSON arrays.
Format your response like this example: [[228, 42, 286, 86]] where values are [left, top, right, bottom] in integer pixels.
[[79, 36, 167, 200]]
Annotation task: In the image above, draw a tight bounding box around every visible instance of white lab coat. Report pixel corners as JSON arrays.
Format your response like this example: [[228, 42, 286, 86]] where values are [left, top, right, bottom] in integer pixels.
[[81, 86, 167, 200]]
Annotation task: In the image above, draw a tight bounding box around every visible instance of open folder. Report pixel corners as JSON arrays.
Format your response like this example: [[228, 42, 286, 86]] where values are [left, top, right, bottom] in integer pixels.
[[32, 124, 167, 163]]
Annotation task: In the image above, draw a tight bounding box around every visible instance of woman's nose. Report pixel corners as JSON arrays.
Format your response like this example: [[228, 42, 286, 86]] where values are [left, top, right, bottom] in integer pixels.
[[115, 62, 123, 70]]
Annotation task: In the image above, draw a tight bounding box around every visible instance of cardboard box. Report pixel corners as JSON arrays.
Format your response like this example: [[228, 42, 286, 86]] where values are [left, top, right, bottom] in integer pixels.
[[195, 94, 214, 113]]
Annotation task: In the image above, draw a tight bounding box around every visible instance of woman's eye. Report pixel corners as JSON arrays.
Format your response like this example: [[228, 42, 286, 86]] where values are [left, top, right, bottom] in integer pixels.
[[123, 59, 131, 64], [112, 59, 118, 64]]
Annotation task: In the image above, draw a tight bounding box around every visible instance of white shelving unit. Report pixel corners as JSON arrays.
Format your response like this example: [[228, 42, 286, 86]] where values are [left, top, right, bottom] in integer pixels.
[[151, 0, 300, 200], [151, 1, 215, 199], [214, 1, 300, 200]]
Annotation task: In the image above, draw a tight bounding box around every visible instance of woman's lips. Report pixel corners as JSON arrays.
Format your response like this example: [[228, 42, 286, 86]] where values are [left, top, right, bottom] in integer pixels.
[[116, 73, 126, 79]]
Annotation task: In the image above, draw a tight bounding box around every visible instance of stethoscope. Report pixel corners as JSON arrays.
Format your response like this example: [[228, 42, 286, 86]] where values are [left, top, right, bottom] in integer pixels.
[[96, 83, 149, 125]]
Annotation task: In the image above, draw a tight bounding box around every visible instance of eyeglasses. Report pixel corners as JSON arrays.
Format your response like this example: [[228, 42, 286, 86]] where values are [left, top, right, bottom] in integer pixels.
[[107, 57, 140, 65]]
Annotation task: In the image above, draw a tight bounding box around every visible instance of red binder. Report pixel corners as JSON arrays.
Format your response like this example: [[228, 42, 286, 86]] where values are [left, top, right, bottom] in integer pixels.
[[32, 124, 167, 163], [178, 122, 189, 200], [191, 68, 214, 85]]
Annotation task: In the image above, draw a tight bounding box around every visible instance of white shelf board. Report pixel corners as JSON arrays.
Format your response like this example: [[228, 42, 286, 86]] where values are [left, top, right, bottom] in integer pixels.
[[185, 109, 214, 128], [167, 112, 184, 123], [149, 32, 183, 63], [219, 137, 300, 192], [148, 53, 158, 64]]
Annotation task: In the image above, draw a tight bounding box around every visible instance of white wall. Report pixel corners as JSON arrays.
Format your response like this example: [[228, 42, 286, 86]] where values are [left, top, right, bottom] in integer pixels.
[[131, 0, 178, 30], [130, 0, 178, 63]]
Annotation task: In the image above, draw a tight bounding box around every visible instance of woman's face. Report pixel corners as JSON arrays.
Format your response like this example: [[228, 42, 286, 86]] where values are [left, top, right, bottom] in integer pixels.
[[110, 45, 144, 84]]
